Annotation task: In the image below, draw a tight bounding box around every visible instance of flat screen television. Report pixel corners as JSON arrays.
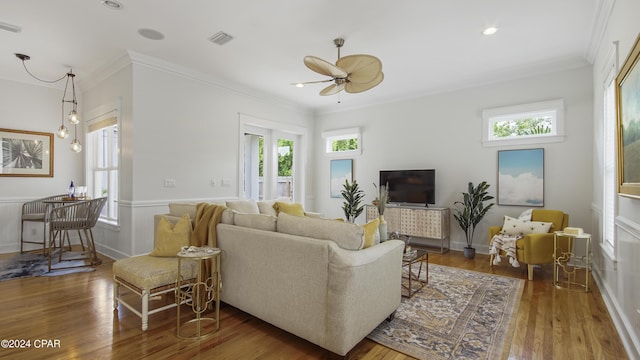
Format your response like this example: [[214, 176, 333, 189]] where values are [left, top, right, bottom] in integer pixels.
[[379, 169, 435, 207]]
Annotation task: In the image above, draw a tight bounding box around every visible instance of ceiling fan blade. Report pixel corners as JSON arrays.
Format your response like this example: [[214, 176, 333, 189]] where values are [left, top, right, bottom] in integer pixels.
[[319, 82, 345, 96], [345, 72, 384, 93], [304, 56, 348, 78], [336, 55, 382, 84], [289, 79, 334, 86]]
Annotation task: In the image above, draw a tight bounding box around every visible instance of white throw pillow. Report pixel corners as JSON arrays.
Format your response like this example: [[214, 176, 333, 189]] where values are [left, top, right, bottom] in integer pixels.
[[226, 199, 260, 214], [257, 198, 290, 216], [500, 215, 552, 236], [518, 208, 533, 220]]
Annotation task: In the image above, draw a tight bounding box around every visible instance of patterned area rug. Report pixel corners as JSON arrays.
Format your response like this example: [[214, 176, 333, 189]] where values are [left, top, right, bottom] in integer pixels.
[[0, 250, 95, 281], [368, 264, 524, 360]]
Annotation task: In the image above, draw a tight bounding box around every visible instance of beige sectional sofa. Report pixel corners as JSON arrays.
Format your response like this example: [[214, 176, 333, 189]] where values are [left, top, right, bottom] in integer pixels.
[[160, 200, 405, 356]]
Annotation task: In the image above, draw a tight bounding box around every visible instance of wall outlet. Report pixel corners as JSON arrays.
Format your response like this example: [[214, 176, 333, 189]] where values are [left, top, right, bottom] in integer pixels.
[[210, 179, 216, 187], [163, 179, 176, 188], [31, 228, 37, 235]]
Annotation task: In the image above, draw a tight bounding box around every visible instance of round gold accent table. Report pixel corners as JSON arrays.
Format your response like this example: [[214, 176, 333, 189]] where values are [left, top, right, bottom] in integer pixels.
[[175, 247, 221, 339]]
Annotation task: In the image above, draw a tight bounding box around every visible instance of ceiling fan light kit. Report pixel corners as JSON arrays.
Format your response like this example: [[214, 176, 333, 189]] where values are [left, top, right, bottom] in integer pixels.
[[300, 38, 384, 96]]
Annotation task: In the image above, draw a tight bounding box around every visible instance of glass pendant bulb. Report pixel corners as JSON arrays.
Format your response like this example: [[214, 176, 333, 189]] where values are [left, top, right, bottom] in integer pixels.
[[70, 139, 82, 153], [68, 109, 79, 124], [56, 124, 69, 139]]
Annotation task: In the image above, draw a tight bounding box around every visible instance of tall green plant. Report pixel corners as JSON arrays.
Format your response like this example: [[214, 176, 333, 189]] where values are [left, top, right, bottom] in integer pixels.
[[453, 181, 495, 248], [341, 179, 365, 223]]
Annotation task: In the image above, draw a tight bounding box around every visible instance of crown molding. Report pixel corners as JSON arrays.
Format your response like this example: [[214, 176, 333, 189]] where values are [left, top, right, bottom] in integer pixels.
[[78, 50, 310, 114], [586, 0, 616, 63]]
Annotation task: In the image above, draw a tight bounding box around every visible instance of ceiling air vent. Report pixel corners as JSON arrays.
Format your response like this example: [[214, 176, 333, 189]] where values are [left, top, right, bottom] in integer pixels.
[[0, 21, 22, 33], [208, 31, 234, 45]]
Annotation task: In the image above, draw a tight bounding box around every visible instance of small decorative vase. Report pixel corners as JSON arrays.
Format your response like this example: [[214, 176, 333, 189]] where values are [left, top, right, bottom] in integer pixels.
[[378, 215, 388, 242]]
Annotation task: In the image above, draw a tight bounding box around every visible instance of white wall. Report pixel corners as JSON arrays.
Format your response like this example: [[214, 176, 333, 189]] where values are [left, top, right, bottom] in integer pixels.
[[314, 66, 593, 254], [82, 53, 314, 257], [0, 79, 83, 253], [590, 0, 640, 357]]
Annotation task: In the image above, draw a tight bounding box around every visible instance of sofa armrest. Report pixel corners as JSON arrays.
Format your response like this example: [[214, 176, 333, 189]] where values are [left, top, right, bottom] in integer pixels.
[[326, 239, 404, 355]]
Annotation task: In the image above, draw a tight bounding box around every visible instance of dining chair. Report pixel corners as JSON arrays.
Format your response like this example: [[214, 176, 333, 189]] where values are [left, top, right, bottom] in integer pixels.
[[20, 194, 67, 254], [47, 197, 107, 271]]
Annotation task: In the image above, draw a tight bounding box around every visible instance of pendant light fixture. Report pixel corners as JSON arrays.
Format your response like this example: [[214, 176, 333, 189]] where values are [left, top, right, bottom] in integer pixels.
[[15, 53, 82, 152]]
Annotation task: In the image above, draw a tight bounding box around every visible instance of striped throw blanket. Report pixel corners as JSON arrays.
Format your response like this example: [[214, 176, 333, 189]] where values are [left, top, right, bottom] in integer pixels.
[[489, 234, 521, 267]]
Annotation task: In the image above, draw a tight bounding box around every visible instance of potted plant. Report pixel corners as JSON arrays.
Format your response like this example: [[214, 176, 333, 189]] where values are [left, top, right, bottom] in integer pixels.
[[373, 182, 390, 240], [341, 179, 365, 223], [452, 181, 495, 259]]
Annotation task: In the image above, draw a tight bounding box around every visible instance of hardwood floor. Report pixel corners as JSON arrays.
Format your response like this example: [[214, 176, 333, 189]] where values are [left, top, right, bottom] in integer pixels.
[[0, 249, 628, 360]]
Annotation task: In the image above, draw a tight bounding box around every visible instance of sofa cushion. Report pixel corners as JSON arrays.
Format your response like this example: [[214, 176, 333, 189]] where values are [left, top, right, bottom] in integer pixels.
[[500, 215, 551, 236], [226, 199, 260, 214], [234, 213, 277, 232], [277, 212, 364, 250], [150, 214, 192, 257], [113, 255, 197, 291], [168, 203, 197, 219], [273, 201, 305, 217], [362, 218, 380, 249]]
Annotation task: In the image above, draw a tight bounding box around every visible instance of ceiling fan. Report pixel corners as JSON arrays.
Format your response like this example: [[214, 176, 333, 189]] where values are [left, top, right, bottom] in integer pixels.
[[296, 38, 384, 96]]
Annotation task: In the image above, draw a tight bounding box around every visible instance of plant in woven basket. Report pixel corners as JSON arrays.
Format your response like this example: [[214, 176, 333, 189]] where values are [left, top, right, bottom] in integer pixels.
[[341, 179, 365, 223]]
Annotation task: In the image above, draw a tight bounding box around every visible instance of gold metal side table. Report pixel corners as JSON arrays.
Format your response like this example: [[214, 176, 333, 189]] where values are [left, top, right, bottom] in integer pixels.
[[553, 231, 592, 292], [175, 247, 221, 339], [402, 249, 428, 298]]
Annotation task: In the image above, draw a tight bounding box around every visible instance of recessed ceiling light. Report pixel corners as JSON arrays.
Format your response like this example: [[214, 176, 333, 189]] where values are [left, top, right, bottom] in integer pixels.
[[295, 83, 304, 88], [100, 0, 123, 10], [483, 27, 499, 36], [138, 28, 165, 40]]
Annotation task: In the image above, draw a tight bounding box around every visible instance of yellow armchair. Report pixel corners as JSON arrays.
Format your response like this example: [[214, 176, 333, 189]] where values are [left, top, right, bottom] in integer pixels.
[[489, 209, 570, 280]]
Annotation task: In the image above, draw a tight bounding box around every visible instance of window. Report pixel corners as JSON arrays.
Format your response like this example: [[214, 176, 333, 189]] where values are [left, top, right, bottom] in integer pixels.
[[482, 99, 565, 146], [322, 128, 361, 155], [240, 114, 306, 203], [86, 113, 119, 224], [602, 44, 618, 260]]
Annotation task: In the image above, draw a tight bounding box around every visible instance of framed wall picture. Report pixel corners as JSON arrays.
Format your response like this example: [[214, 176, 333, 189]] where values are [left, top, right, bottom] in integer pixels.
[[616, 33, 640, 199], [497, 148, 544, 206], [0, 128, 54, 177], [330, 159, 353, 198]]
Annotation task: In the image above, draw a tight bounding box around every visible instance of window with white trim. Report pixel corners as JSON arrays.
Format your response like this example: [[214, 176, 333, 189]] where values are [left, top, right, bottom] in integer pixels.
[[482, 99, 565, 146], [602, 44, 618, 259], [86, 115, 119, 224], [322, 127, 361, 155]]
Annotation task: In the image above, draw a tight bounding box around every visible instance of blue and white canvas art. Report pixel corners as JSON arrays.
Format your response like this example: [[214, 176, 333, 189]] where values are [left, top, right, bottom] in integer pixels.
[[330, 159, 353, 198], [498, 148, 544, 206]]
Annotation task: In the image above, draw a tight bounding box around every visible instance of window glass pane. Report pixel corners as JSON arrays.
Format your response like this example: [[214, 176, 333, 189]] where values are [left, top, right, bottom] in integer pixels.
[[109, 169, 118, 220], [111, 126, 118, 167], [492, 115, 553, 138], [277, 138, 293, 199], [331, 138, 358, 151]]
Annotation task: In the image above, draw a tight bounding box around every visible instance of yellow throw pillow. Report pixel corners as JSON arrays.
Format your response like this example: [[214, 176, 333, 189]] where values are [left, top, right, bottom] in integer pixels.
[[150, 214, 192, 257], [273, 201, 305, 217], [362, 218, 380, 249]]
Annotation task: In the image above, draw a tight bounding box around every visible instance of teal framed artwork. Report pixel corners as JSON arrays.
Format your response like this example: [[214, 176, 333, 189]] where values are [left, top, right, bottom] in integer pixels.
[[330, 159, 353, 198], [497, 148, 544, 206]]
